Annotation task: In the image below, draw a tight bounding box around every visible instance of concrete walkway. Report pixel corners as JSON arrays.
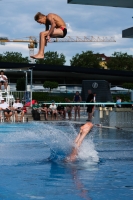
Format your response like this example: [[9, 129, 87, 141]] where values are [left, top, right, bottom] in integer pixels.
[[24, 107, 133, 131]]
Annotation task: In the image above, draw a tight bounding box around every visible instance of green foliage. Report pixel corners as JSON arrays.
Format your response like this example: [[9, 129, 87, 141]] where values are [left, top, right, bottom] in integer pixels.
[[35, 51, 66, 65], [107, 52, 133, 71], [43, 81, 58, 91], [16, 77, 25, 91], [112, 94, 131, 102], [32, 92, 69, 102], [70, 50, 102, 68], [32, 92, 49, 101], [0, 54, 3, 62], [0, 51, 30, 63], [122, 83, 133, 89]]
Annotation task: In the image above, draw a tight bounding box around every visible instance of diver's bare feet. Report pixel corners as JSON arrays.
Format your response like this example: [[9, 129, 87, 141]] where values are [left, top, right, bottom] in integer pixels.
[[30, 54, 44, 59]]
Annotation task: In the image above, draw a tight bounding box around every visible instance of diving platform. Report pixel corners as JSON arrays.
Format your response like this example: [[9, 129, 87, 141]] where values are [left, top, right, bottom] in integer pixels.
[[122, 27, 133, 38], [67, 0, 133, 8]]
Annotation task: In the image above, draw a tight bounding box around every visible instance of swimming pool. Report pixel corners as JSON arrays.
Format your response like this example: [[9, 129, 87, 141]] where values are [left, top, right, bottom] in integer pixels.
[[0, 122, 133, 200]]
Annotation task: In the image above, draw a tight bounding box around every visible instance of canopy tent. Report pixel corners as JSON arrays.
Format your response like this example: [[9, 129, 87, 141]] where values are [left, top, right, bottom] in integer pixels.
[[110, 86, 129, 91], [67, 0, 133, 8]]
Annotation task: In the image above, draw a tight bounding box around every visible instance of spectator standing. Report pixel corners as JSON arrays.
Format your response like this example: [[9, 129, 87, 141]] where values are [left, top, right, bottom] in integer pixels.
[[13, 98, 25, 122], [86, 90, 94, 121], [92, 93, 96, 116], [93, 93, 96, 103], [65, 98, 73, 120], [73, 91, 82, 120], [116, 96, 122, 108]]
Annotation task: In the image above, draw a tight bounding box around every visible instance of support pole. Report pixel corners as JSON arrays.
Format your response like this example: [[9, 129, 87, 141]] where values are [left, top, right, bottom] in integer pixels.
[[25, 71, 27, 91], [30, 69, 33, 107]]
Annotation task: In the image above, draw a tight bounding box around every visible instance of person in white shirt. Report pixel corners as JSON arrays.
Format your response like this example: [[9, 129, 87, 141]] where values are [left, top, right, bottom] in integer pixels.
[[93, 93, 96, 103], [116, 96, 121, 108], [13, 98, 25, 122], [0, 70, 8, 91], [0, 98, 13, 122], [92, 93, 96, 116], [49, 100, 57, 120]]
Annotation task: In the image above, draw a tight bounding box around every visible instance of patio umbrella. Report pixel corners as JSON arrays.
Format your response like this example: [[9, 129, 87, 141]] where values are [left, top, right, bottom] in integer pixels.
[[110, 86, 129, 91]]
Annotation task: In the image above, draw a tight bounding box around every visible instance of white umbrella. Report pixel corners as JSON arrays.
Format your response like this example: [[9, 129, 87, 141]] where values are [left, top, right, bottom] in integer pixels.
[[110, 86, 129, 91]]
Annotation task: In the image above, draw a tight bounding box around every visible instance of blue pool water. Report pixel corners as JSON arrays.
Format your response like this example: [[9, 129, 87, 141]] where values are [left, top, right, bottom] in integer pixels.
[[0, 122, 133, 200]]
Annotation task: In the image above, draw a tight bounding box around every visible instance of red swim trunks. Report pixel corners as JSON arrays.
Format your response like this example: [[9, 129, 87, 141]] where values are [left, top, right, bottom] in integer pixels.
[[60, 27, 67, 38]]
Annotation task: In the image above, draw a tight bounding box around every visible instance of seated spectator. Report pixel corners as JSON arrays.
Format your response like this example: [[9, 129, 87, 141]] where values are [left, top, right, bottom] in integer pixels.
[[13, 98, 25, 122], [41, 103, 49, 120], [65, 98, 73, 120], [0, 70, 8, 91], [32, 101, 41, 120], [57, 104, 66, 119], [0, 98, 13, 122], [49, 100, 58, 120]]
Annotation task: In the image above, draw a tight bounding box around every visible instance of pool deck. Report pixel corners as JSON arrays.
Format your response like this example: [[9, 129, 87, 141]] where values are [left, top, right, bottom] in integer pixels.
[[25, 112, 87, 123], [24, 110, 133, 132]]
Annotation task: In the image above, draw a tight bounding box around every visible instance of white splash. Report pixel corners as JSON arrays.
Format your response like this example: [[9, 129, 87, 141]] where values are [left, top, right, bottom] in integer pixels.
[[0, 122, 99, 166]]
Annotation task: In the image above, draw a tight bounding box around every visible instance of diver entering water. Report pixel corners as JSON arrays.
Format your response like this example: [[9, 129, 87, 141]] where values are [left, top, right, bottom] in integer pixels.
[[67, 122, 93, 162]]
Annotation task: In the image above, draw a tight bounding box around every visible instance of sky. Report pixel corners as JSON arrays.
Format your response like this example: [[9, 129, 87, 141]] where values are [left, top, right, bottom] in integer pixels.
[[0, 0, 133, 65]]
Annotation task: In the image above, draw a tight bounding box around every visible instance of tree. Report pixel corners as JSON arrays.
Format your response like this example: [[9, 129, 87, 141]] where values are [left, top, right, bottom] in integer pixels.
[[35, 51, 66, 65], [43, 81, 58, 91], [70, 50, 102, 68], [16, 77, 25, 91], [0, 52, 30, 63], [0, 54, 3, 62], [106, 52, 133, 71], [122, 83, 133, 89]]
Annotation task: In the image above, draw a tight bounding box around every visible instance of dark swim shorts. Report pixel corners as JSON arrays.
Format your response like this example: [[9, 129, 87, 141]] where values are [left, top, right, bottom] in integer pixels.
[[62, 28, 67, 37], [4, 109, 12, 114], [87, 106, 94, 113], [60, 27, 67, 38], [16, 107, 22, 114]]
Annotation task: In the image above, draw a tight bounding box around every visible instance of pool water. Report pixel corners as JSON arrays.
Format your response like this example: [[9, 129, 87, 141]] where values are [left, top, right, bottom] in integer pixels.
[[0, 122, 133, 200]]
